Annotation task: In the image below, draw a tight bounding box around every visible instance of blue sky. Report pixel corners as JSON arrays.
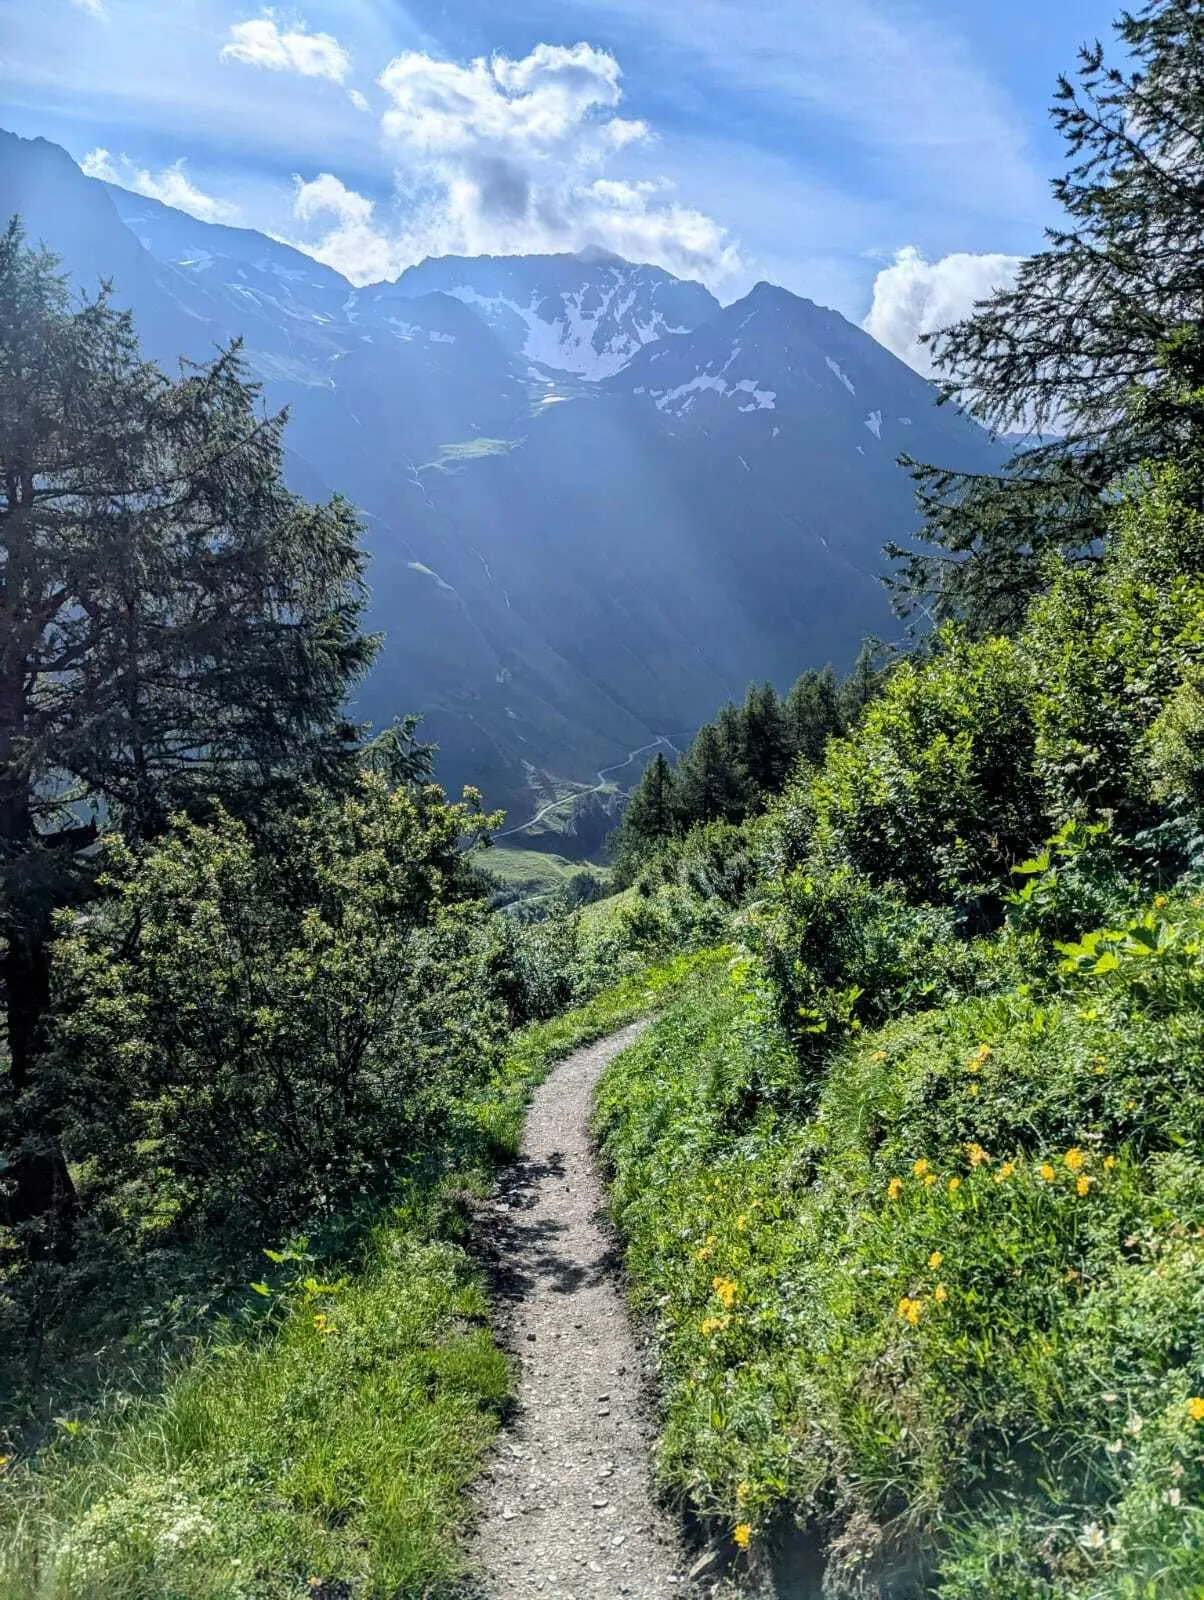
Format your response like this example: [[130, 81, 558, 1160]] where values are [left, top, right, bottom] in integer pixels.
[[0, 0, 1117, 368]]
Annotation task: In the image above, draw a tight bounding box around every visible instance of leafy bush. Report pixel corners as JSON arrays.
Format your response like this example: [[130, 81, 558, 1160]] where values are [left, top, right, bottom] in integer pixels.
[[42, 774, 505, 1247], [596, 901, 1204, 1596]]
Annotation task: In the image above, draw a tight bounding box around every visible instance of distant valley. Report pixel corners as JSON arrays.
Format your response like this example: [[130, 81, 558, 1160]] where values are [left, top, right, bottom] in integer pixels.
[[0, 127, 1002, 818]]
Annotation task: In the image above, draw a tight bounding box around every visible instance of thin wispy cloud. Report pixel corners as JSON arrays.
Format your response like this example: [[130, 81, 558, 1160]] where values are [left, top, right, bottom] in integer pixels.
[[69, 0, 107, 16], [565, 0, 1044, 224], [81, 147, 238, 224]]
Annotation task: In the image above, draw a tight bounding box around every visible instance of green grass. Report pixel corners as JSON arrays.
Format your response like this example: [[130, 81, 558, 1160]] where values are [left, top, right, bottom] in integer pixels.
[[478, 845, 606, 899], [594, 906, 1204, 1597], [0, 1231, 505, 1599], [0, 949, 719, 1600]]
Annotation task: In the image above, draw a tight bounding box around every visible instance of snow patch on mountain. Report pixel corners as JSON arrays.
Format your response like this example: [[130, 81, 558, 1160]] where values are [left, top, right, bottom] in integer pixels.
[[825, 355, 856, 395], [446, 279, 691, 379]]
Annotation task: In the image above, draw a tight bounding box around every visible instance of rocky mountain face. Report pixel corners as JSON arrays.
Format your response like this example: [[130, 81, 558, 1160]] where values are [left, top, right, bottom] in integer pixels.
[[392, 249, 720, 378], [1, 128, 1003, 818]]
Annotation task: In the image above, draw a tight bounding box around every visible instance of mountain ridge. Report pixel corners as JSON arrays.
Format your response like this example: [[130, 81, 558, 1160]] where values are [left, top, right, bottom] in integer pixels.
[[0, 126, 1003, 818]]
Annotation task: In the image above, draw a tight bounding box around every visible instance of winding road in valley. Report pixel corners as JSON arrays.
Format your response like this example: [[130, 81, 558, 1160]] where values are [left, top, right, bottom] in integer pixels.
[[496, 736, 680, 840]]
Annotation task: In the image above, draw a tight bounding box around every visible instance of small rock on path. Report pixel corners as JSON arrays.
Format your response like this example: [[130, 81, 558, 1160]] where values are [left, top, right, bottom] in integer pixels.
[[467, 1023, 693, 1598]]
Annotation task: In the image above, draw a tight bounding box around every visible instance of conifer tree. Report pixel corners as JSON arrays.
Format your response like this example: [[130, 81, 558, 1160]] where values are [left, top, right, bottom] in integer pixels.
[[892, 0, 1204, 632], [0, 223, 374, 1242], [839, 640, 887, 727], [784, 667, 843, 767], [674, 722, 744, 825], [741, 681, 791, 797]]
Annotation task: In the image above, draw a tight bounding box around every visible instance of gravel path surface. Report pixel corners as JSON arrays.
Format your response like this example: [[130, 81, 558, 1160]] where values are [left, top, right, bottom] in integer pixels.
[[466, 1023, 697, 1599]]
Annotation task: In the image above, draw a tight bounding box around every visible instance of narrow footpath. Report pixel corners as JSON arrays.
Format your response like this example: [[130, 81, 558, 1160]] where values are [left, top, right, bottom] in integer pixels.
[[467, 1023, 697, 1598]]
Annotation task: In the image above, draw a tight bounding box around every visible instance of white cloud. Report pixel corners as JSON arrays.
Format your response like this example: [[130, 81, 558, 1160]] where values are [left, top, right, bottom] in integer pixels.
[[291, 173, 405, 283], [70, 0, 108, 17], [222, 11, 350, 83], [864, 246, 1021, 376], [307, 42, 742, 285], [81, 148, 237, 224], [348, 88, 369, 113]]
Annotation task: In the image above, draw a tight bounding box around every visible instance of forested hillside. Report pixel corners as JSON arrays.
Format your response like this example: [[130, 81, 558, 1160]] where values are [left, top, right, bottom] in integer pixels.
[[4, 2, 1204, 1598]]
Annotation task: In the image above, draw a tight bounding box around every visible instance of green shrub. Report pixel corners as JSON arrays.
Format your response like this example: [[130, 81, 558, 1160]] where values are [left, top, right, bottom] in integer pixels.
[[596, 892, 1204, 1597], [46, 775, 505, 1248]]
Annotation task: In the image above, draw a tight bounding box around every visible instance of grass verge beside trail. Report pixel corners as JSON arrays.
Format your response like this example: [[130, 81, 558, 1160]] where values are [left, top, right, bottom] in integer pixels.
[[595, 920, 1204, 1598], [0, 948, 719, 1600]]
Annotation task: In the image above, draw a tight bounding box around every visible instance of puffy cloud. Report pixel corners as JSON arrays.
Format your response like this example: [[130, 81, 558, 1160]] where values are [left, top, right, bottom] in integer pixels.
[[222, 11, 350, 83], [864, 245, 1021, 376], [378, 43, 623, 155], [291, 173, 405, 283], [337, 43, 741, 284], [80, 148, 236, 223]]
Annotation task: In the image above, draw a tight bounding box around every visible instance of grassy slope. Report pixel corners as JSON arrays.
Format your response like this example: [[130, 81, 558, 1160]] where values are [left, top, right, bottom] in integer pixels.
[[595, 915, 1204, 1598], [0, 949, 719, 1600]]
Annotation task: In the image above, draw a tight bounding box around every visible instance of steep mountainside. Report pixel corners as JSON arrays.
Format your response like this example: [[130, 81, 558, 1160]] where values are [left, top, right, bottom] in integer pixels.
[[1, 128, 1003, 817]]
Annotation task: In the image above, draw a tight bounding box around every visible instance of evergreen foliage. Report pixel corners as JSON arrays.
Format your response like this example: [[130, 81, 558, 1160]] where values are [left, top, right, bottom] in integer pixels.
[[892, 0, 1204, 633], [0, 224, 373, 1248], [611, 648, 887, 881]]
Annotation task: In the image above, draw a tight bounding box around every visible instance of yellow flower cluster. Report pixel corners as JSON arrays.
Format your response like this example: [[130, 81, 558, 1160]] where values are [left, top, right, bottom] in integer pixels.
[[312, 1311, 337, 1337], [966, 1142, 990, 1168], [713, 1276, 738, 1309], [897, 1296, 923, 1326], [1187, 1397, 1204, 1422], [733, 1522, 752, 1550], [887, 1177, 904, 1201], [701, 1315, 731, 1336]]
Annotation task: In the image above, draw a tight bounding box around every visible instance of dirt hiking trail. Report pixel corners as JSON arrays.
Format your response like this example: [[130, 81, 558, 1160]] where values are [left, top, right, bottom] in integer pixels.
[[467, 1023, 715, 1598]]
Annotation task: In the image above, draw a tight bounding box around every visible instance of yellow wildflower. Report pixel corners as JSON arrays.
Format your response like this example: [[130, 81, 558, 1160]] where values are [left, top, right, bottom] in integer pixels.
[[733, 1523, 752, 1550], [1077, 1175, 1093, 1197], [713, 1276, 738, 1309], [966, 1143, 990, 1168], [1039, 1163, 1056, 1183], [701, 1315, 731, 1336], [913, 1158, 930, 1179], [965, 1060, 981, 1075], [312, 1312, 336, 1336], [934, 1283, 948, 1304], [1187, 1397, 1204, 1422], [995, 1161, 1017, 1183], [736, 1480, 751, 1503], [887, 1177, 904, 1201], [1154, 894, 1168, 909], [948, 1177, 961, 1193], [1103, 1155, 1116, 1171], [736, 1215, 747, 1232], [968, 1083, 981, 1097], [872, 1050, 888, 1063], [924, 1173, 937, 1187], [928, 1251, 944, 1270], [1064, 1147, 1086, 1172], [897, 1296, 923, 1326]]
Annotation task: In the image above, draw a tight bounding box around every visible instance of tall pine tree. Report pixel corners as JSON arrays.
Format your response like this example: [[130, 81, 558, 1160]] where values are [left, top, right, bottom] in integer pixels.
[[892, 0, 1204, 633], [0, 224, 374, 1243]]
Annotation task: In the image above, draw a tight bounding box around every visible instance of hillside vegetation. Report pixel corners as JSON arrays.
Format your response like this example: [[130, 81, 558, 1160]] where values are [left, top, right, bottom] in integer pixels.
[[592, 6, 1204, 1591], [5, 3, 1204, 1598]]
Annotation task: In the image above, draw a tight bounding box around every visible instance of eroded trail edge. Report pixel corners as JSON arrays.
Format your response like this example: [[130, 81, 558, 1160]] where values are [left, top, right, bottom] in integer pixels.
[[468, 1023, 693, 1598]]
